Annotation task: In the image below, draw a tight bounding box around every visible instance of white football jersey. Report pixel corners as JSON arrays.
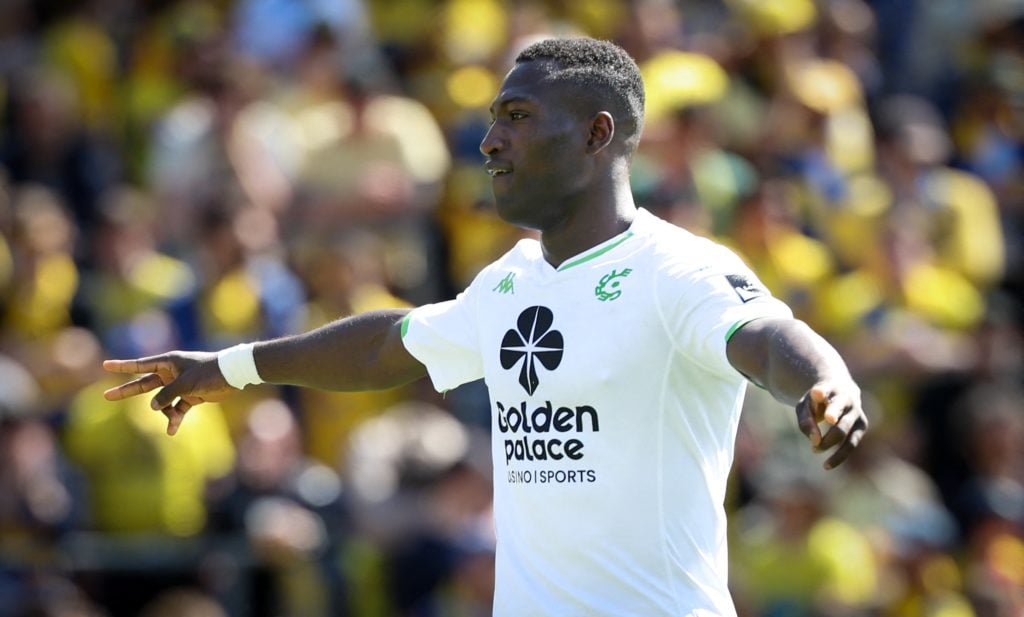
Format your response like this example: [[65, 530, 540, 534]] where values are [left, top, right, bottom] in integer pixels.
[[401, 208, 792, 616]]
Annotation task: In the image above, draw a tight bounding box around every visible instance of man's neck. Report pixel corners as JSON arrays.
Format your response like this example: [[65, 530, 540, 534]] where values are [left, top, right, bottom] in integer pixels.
[[540, 178, 637, 269]]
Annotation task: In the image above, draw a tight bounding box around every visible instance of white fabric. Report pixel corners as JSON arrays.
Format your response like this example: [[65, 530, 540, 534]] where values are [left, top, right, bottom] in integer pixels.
[[402, 209, 792, 616], [217, 343, 263, 389]]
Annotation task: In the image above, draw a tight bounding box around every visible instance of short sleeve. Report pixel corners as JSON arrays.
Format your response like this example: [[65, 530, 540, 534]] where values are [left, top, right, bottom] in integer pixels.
[[401, 280, 485, 393], [657, 246, 793, 378]]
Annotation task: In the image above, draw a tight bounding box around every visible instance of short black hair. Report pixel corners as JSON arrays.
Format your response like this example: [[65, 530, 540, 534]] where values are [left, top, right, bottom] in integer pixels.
[[516, 37, 645, 152]]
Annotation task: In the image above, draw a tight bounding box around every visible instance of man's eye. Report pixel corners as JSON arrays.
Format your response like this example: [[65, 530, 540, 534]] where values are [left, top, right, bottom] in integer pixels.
[[510, 111, 528, 120]]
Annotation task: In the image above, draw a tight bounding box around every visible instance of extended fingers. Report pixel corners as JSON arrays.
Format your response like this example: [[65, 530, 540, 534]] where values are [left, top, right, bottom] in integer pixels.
[[103, 356, 170, 375], [795, 385, 838, 448], [820, 395, 850, 426], [161, 396, 202, 436], [818, 405, 864, 451], [103, 373, 166, 401], [162, 400, 189, 436], [815, 388, 868, 469], [824, 417, 867, 469], [799, 381, 869, 469], [152, 385, 179, 410], [795, 393, 823, 448]]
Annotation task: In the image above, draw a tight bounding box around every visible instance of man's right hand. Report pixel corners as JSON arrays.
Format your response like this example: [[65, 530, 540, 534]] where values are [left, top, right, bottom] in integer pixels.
[[103, 352, 238, 435]]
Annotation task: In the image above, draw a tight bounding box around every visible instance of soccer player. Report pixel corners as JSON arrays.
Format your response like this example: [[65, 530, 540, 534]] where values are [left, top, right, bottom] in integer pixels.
[[105, 38, 868, 616]]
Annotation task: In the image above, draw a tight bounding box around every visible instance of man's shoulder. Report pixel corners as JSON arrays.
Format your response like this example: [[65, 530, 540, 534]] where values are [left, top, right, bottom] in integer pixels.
[[482, 238, 540, 273], [463, 238, 540, 292], [635, 209, 744, 273]]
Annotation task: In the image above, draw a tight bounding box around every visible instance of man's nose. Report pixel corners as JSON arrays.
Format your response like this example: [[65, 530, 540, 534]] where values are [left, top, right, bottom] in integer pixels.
[[479, 124, 504, 156]]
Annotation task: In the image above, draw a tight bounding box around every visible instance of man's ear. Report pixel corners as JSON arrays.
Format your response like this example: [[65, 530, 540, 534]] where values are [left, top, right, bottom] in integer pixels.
[[586, 111, 615, 154]]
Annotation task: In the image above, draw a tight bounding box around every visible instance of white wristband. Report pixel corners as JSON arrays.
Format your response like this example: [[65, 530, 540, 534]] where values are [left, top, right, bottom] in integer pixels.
[[217, 343, 263, 390]]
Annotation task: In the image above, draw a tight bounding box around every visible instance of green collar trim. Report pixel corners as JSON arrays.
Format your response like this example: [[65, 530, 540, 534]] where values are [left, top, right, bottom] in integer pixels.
[[556, 231, 635, 272]]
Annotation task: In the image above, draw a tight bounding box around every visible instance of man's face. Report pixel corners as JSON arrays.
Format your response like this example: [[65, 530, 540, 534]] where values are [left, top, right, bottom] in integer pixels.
[[479, 61, 592, 230]]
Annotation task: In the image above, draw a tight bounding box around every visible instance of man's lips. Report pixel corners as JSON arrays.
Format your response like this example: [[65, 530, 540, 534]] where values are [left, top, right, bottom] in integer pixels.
[[485, 161, 513, 177]]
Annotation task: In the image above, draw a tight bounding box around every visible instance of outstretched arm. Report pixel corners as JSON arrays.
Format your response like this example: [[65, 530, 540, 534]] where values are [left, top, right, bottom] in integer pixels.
[[726, 317, 868, 469], [253, 309, 425, 390], [104, 308, 427, 435]]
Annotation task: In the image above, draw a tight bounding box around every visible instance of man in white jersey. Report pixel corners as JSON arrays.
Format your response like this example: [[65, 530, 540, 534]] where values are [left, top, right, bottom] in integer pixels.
[[105, 38, 868, 616]]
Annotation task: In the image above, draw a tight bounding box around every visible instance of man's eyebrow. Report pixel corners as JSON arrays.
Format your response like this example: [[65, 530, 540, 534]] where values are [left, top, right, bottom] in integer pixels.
[[488, 95, 537, 115]]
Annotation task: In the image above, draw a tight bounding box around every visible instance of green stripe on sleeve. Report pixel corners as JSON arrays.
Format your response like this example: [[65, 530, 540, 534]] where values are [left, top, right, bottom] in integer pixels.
[[725, 318, 769, 389], [724, 319, 751, 343], [400, 312, 412, 338]]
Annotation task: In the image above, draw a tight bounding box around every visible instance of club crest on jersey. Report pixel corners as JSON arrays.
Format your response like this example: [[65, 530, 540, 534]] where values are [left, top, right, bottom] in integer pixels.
[[726, 274, 766, 303], [500, 306, 563, 395], [595, 268, 632, 301]]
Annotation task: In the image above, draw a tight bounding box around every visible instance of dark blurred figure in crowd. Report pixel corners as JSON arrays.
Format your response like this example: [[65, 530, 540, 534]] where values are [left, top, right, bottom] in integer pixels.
[[207, 398, 348, 617], [0, 70, 120, 248], [344, 403, 493, 617], [139, 587, 227, 617], [0, 354, 92, 616], [952, 384, 1024, 617], [75, 186, 196, 355]]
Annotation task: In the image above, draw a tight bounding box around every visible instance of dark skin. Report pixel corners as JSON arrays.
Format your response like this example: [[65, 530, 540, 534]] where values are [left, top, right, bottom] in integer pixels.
[[480, 60, 636, 264], [105, 59, 867, 468]]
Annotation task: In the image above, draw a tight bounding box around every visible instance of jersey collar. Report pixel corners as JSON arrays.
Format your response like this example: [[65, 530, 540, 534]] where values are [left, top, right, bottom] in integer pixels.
[[556, 229, 635, 272], [552, 208, 651, 272]]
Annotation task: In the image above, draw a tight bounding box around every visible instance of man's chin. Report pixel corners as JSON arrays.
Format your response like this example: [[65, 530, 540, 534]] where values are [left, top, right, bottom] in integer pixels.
[[494, 200, 537, 229], [493, 197, 517, 222]]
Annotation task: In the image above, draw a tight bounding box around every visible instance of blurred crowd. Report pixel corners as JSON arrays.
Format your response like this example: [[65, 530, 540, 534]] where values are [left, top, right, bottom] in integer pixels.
[[0, 0, 1021, 615]]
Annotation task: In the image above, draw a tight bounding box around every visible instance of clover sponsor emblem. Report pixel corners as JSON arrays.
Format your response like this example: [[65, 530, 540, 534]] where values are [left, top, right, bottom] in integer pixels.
[[500, 306, 564, 395]]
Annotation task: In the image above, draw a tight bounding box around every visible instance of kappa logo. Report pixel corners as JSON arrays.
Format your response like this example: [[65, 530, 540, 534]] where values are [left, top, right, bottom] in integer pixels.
[[726, 274, 766, 303], [500, 306, 564, 395], [492, 272, 516, 294]]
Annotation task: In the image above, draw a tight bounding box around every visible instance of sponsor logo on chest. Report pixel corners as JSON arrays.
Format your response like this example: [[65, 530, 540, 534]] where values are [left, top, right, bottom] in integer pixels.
[[495, 305, 605, 486]]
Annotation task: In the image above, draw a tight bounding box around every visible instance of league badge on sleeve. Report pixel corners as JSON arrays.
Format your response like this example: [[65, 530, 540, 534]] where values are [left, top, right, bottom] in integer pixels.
[[726, 274, 767, 303]]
